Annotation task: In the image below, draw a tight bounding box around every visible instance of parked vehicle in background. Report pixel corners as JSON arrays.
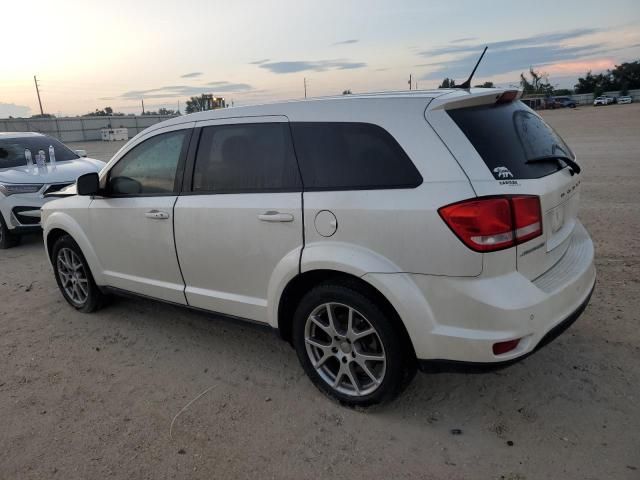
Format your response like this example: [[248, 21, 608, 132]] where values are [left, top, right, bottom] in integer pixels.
[[42, 88, 596, 406], [618, 96, 633, 104], [593, 96, 613, 106], [0, 132, 104, 248], [553, 96, 577, 108]]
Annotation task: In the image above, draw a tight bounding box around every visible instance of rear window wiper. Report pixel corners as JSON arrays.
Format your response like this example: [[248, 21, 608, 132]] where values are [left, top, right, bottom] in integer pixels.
[[525, 155, 581, 175]]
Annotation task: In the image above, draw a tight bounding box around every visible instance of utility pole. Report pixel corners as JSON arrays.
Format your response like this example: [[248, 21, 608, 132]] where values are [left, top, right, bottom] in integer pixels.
[[33, 75, 44, 115], [408, 74, 412, 91], [141, 98, 145, 115], [304, 78, 307, 99]]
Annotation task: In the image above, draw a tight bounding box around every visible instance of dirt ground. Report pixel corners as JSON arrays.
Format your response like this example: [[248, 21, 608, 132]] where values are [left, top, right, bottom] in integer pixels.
[[1, 103, 639, 479]]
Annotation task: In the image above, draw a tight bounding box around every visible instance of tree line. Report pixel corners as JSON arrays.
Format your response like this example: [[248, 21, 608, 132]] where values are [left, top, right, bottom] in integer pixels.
[[438, 59, 639, 97]]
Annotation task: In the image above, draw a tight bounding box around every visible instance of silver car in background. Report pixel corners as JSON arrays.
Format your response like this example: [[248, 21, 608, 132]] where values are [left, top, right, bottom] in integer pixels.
[[0, 132, 104, 248]]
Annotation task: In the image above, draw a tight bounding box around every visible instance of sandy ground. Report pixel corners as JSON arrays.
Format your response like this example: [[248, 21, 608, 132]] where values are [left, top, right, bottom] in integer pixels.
[[1, 104, 639, 479]]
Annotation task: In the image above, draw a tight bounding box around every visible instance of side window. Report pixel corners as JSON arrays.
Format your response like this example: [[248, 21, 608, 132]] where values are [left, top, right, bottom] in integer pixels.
[[193, 123, 302, 193], [108, 130, 189, 195], [290, 122, 422, 190]]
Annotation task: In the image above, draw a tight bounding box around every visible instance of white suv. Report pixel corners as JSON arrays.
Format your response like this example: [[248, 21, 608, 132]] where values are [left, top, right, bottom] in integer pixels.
[[42, 89, 596, 406]]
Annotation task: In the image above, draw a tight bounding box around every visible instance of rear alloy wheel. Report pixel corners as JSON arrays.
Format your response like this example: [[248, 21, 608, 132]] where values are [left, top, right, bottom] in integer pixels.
[[293, 283, 414, 406], [52, 235, 105, 312], [305, 302, 386, 397]]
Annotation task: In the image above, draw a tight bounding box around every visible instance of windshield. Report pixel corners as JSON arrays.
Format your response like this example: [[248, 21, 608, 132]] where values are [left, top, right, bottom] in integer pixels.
[[0, 136, 79, 169], [447, 101, 575, 180]]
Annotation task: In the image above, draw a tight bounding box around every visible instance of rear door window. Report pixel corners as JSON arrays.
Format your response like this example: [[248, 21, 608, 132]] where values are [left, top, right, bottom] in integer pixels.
[[193, 123, 302, 193], [447, 101, 575, 179], [290, 122, 422, 190]]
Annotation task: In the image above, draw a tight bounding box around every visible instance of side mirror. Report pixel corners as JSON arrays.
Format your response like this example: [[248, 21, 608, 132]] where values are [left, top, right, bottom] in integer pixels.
[[75, 149, 88, 157], [77, 172, 100, 196]]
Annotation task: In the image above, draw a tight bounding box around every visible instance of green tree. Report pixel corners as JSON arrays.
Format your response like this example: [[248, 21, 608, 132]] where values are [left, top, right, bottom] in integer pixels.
[[439, 78, 456, 88], [185, 95, 207, 114], [82, 106, 124, 117], [158, 107, 180, 115], [574, 61, 640, 94], [342, 89, 352, 95], [473, 81, 494, 88], [520, 67, 554, 96]]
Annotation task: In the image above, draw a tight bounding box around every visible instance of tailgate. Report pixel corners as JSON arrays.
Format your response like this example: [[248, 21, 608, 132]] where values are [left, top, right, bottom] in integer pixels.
[[425, 89, 582, 280]]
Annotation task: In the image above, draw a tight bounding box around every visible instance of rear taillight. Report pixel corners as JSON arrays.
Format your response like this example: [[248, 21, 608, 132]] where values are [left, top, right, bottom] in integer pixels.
[[438, 195, 542, 252]]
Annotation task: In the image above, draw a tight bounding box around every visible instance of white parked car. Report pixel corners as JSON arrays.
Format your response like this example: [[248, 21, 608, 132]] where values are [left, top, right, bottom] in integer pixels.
[[617, 96, 633, 104], [42, 89, 596, 406], [593, 96, 613, 106], [0, 132, 104, 248]]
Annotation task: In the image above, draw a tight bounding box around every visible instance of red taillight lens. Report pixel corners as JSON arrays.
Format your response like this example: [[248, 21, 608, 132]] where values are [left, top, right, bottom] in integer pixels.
[[512, 196, 542, 243], [438, 195, 542, 252]]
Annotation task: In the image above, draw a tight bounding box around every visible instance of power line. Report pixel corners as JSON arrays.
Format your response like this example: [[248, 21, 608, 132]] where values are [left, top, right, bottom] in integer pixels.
[[33, 75, 44, 115]]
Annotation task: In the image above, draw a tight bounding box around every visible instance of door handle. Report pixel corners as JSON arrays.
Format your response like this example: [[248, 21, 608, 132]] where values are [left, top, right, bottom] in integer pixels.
[[258, 211, 294, 222], [144, 210, 170, 220]]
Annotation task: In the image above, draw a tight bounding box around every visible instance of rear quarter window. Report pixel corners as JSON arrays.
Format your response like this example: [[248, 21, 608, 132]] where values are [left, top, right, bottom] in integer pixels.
[[447, 101, 575, 180], [290, 122, 422, 190]]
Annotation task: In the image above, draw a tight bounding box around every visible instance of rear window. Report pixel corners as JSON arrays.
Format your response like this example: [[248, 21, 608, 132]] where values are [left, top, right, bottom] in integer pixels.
[[0, 136, 78, 169], [290, 122, 422, 190], [448, 101, 575, 180]]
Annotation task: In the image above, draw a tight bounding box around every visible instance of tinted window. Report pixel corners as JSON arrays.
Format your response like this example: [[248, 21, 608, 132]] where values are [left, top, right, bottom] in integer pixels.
[[290, 122, 422, 190], [108, 130, 188, 195], [193, 123, 301, 193], [448, 101, 575, 179], [0, 136, 78, 169]]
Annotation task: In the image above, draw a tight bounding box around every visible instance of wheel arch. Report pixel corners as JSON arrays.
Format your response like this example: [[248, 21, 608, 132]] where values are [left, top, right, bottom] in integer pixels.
[[277, 269, 417, 361], [43, 213, 105, 284]]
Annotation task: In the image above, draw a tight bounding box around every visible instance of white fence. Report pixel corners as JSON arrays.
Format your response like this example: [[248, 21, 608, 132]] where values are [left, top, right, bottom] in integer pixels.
[[0, 115, 176, 142]]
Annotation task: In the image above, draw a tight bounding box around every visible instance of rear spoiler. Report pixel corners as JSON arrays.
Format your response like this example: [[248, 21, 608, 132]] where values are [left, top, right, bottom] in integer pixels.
[[427, 88, 522, 111]]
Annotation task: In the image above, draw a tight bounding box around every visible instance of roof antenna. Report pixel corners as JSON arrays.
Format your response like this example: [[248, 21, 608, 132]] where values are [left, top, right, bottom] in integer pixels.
[[455, 46, 488, 89]]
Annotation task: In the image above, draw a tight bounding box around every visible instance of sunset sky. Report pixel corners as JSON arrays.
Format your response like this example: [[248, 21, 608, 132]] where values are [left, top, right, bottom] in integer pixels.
[[1, 0, 639, 117]]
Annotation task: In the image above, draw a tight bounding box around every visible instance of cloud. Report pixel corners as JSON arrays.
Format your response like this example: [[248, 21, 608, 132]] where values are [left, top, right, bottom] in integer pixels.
[[417, 28, 614, 80], [418, 28, 602, 57], [258, 59, 367, 74], [421, 44, 602, 80], [0, 102, 31, 118], [451, 37, 476, 44], [180, 72, 203, 78], [249, 59, 270, 65], [333, 39, 359, 45], [118, 83, 253, 99]]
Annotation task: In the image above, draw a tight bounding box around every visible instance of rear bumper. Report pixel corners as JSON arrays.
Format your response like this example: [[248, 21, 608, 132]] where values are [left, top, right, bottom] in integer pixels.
[[363, 221, 596, 363], [418, 281, 594, 372]]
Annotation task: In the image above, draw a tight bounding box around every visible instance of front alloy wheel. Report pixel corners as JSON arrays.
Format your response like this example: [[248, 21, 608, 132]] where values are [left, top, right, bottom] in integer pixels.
[[56, 247, 90, 306], [51, 234, 105, 313]]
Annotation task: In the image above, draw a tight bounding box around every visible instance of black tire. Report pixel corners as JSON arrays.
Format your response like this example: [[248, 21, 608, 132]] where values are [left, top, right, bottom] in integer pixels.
[[0, 213, 21, 249], [51, 234, 106, 313], [292, 282, 415, 407]]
